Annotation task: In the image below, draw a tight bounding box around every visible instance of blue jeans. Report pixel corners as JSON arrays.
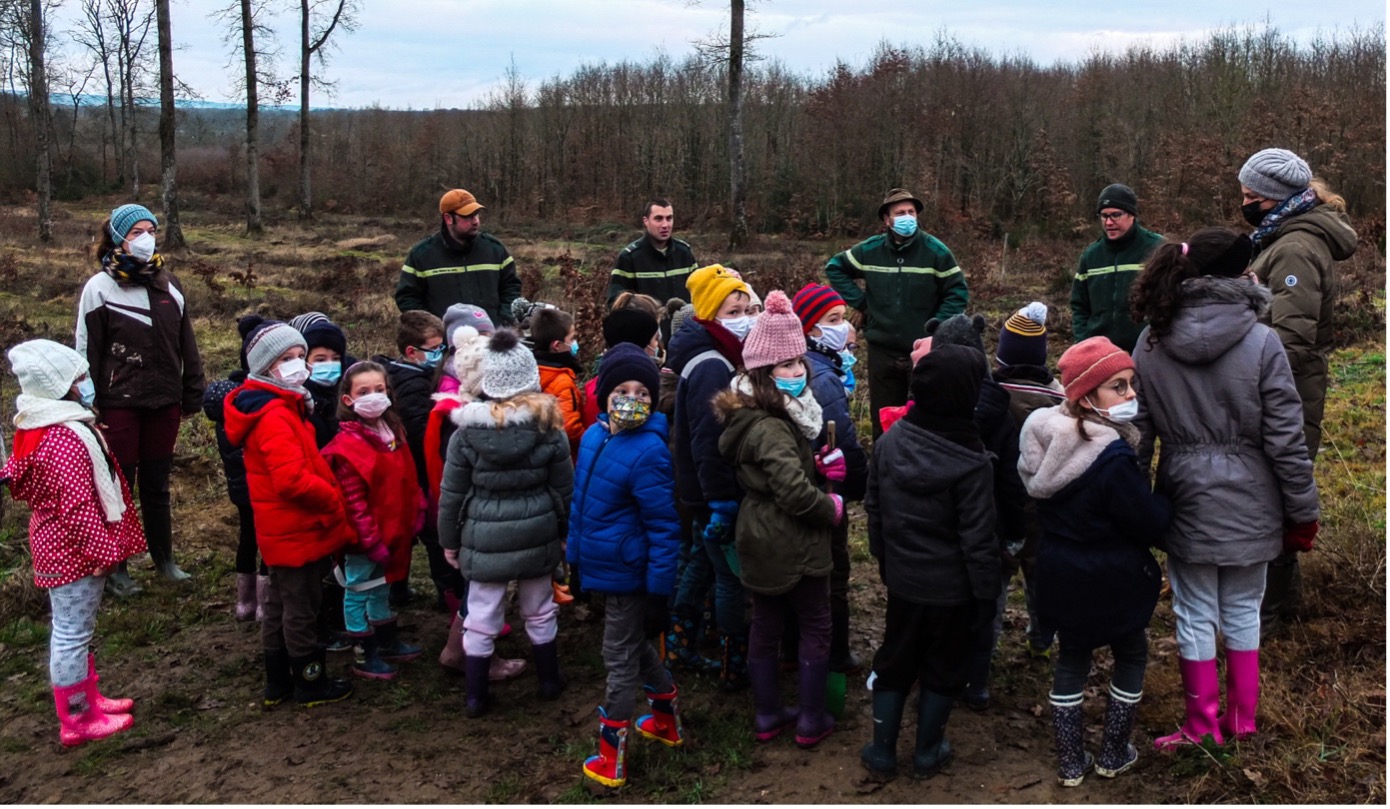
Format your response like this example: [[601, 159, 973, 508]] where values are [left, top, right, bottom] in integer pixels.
[[342, 554, 393, 634], [670, 509, 714, 620], [697, 514, 748, 638]]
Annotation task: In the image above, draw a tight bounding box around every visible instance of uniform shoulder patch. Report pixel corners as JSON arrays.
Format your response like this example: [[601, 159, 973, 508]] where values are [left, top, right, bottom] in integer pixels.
[[1285, 275, 1298, 287]]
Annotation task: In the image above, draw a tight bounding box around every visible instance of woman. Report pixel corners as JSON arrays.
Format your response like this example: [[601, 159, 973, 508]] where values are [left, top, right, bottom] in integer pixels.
[[1129, 227, 1319, 749], [76, 203, 205, 595]]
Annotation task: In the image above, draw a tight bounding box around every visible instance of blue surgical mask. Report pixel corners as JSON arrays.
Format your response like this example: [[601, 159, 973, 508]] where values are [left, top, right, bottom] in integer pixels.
[[422, 346, 444, 367], [891, 214, 918, 238], [774, 375, 807, 399], [814, 321, 851, 352], [76, 378, 96, 408], [309, 361, 341, 386], [838, 350, 857, 371], [570, 341, 580, 357]]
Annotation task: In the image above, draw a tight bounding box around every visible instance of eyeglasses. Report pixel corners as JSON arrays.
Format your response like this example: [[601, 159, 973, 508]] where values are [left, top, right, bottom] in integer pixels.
[[1100, 377, 1140, 397], [1098, 212, 1130, 222]]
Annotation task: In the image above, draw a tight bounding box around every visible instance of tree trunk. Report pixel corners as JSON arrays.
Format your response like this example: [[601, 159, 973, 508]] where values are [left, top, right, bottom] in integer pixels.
[[155, 0, 185, 249], [240, 0, 263, 235], [27, 0, 51, 242], [297, 0, 312, 220], [727, 0, 748, 249]]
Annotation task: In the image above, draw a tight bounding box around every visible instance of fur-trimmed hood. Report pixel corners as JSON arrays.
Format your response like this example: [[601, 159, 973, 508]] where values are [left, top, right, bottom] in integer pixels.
[[1154, 276, 1272, 366], [450, 392, 563, 466], [1018, 404, 1125, 500]]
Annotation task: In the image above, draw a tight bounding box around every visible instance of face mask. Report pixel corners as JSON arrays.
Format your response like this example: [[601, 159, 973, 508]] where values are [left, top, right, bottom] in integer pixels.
[[127, 232, 156, 262], [351, 392, 392, 420], [814, 321, 851, 352], [274, 357, 310, 387], [1241, 201, 1268, 228], [421, 346, 445, 368], [608, 395, 652, 431], [1088, 396, 1139, 423], [891, 214, 918, 238], [775, 374, 807, 399], [838, 350, 857, 371], [719, 315, 753, 341], [309, 361, 341, 386], [76, 378, 96, 408], [569, 341, 580, 357]]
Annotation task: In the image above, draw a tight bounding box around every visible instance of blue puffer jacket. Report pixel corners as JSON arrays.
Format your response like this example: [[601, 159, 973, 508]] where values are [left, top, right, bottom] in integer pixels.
[[805, 343, 867, 502], [567, 413, 681, 596]]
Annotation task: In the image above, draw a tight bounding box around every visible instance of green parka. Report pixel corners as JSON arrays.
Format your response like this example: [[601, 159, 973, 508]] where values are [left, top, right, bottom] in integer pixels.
[[824, 231, 969, 353], [715, 391, 837, 597], [1070, 224, 1163, 353]]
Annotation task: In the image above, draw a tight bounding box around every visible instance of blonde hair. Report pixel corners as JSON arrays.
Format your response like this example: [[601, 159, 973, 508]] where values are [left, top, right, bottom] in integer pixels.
[[1310, 178, 1347, 212], [611, 291, 664, 320]]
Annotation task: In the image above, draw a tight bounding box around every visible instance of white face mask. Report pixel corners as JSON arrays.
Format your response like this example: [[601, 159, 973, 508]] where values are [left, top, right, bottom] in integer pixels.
[[351, 392, 392, 420], [815, 321, 851, 351], [719, 315, 753, 341], [127, 232, 156, 262], [274, 357, 310, 387], [1089, 396, 1139, 423]]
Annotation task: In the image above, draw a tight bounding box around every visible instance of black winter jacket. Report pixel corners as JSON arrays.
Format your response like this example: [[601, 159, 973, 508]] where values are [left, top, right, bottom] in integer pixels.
[[395, 227, 521, 326], [606, 235, 699, 305], [667, 318, 741, 505], [378, 356, 438, 487], [203, 372, 249, 506]]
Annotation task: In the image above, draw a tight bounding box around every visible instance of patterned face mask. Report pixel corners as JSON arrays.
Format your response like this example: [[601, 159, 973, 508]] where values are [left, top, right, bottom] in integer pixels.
[[608, 395, 652, 431]]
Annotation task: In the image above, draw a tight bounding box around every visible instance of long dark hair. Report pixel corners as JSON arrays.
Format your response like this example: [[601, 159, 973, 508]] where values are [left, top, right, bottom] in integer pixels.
[[335, 360, 406, 441], [95, 217, 120, 261], [1130, 227, 1249, 348]]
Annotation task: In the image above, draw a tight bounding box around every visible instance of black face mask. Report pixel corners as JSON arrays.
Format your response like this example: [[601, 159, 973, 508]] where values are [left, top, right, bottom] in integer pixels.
[[1241, 201, 1269, 228]]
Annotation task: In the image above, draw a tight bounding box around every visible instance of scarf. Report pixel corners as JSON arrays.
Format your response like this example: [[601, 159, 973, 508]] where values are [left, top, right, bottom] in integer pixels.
[[13, 396, 125, 522], [1077, 408, 1141, 452], [731, 374, 825, 441], [1252, 188, 1319, 249], [249, 371, 314, 407], [101, 249, 164, 285]]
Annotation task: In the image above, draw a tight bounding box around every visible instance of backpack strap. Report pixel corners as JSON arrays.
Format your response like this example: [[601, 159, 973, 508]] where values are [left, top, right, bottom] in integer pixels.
[[680, 349, 734, 380]]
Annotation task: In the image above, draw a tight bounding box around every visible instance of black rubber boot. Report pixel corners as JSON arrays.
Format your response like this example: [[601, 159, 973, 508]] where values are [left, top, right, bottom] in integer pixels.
[[290, 650, 353, 708], [829, 597, 862, 673], [912, 690, 956, 779], [719, 633, 749, 693], [1051, 696, 1094, 787], [861, 688, 908, 780], [464, 655, 491, 718], [1094, 688, 1141, 778], [373, 618, 423, 662], [533, 641, 567, 700], [1259, 552, 1302, 639], [263, 647, 294, 708], [139, 457, 189, 581]]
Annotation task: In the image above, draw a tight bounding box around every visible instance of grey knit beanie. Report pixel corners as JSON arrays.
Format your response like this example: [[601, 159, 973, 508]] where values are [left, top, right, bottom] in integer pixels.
[[924, 313, 986, 354], [1239, 148, 1312, 201], [245, 322, 308, 377], [480, 329, 541, 400], [444, 303, 495, 342], [670, 303, 696, 337]]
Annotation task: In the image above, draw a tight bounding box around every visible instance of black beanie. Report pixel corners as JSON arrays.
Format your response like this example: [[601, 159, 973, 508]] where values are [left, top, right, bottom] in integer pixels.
[[910, 344, 985, 422], [236, 314, 267, 371], [603, 308, 660, 350], [300, 320, 347, 358], [595, 343, 660, 413], [1096, 183, 1139, 216]]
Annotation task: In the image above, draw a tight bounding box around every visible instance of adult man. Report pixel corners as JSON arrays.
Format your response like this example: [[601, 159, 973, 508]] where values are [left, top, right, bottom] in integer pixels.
[[1070, 184, 1163, 353], [825, 188, 968, 438], [395, 189, 521, 326], [606, 198, 699, 306]]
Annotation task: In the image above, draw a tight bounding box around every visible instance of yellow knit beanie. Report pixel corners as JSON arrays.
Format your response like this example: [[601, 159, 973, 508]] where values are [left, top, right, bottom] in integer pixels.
[[686, 264, 750, 320]]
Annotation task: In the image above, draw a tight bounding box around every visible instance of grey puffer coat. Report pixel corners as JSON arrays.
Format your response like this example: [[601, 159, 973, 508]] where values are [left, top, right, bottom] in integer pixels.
[[1132, 276, 1318, 566], [437, 393, 574, 583]]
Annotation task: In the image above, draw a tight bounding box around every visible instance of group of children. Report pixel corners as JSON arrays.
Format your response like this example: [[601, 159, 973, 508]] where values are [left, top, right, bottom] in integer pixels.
[[5, 225, 1317, 791]]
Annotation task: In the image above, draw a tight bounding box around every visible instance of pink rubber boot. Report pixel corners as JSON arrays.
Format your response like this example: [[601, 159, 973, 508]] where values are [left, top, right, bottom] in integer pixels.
[[1218, 649, 1260, 741], [54, 678, 133, 747], [87, 653, 134, 714], [1154, 658, 1224, 750]]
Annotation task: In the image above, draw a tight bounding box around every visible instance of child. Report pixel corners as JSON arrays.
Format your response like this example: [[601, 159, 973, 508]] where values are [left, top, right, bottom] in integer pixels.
[[224, 322, 355, 707], [297, 315, 352, 449], [373, 310, 446, 607], [439, 304, 495, 396], [792, 283, 868, 673], [569, 343, 682, 788], [582, 300, 663, 430], [860, 345, 1000, 780], [530, 307, 587, 457], [2, 340, 144, 746], [1017, 336, 1171, 786], [666, 265, 753, 689], [1129, 228, 1318, 749], [714, 291, 845, 748], [203, 314, 269, 621], [322, 361, 428, 680], [438, 329, 574, 718]]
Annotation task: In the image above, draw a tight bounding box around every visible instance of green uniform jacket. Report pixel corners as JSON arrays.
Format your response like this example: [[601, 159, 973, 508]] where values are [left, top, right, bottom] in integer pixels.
[[715, 392, 837, 597], [1070, 225, 1163, 353], [1249, 204, 1357, 457], [395, 228, 521, 326], [824, 231, 969, 353], [606, 235, 698, 305]]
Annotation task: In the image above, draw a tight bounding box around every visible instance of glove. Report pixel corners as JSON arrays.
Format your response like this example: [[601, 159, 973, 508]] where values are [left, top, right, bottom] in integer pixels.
[[365, 542, 390, 566], [443, 547, 460, 570], [829, 493, 845, 526], [643, 593, 669, 639], [815, 447, 846, 482], [1283, 520, 1319, 553], [703, 500, 739, 544]]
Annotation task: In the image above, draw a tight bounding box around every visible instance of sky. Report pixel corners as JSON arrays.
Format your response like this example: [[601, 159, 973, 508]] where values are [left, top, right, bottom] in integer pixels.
[[49, 0, 1387, 110]]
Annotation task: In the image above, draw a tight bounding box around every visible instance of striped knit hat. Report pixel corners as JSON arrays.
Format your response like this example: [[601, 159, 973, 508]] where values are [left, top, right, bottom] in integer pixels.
[[996, 302, 1048, 368], [792, 283, 846, 335], [1058, 336, 1133, 404]]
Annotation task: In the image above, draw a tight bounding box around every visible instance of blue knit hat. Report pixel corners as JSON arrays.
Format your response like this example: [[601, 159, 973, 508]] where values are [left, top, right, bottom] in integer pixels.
[[109, 204, 158, 242]]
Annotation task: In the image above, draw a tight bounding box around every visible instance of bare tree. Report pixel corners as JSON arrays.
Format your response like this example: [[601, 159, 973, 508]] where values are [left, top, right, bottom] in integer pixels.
[[296, 0, 355, 220], [72, 0, 119, 184], [154, 0, 184, 247], [26, 0, 50, 240], [108, 0, 155, 198]]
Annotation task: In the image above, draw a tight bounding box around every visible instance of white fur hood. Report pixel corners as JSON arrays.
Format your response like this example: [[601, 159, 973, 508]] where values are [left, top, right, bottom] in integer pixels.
[[1017, 405, 1121, 500]]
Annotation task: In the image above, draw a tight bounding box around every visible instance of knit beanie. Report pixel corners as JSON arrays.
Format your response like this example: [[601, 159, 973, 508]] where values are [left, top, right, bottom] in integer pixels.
[[686, 264, 750, 320], [925, 313, 986, 354], [288, 311, 330, 333], [910, 344, 984, 422], [670, 303, 696, 338], [480, 329, 541, 399], [741, 291, 805, 371], [595, 343, 660, 413], [1239, 148, 1312, 201], [602, 308, 659, 350], [792, 283, 846, 336], [236, 314, 268, 371], [244, 322, 307, 378], [1096, 184, 1138, 216], [300, 319, 347, 358], [746, 286, 762, 311], [444, 303, 495, 342], [109, 203, 158, 242], [1058, 336, 1134, 404], [451, 326, 489, 397], [8, 339, 88, 399], [996, 302, 1049, 368]]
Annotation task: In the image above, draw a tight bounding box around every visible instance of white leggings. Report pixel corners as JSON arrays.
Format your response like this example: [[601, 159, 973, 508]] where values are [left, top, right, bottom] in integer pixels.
[[1167, 557, 1267, 660], [48, 576, 104, 687], [462, 576, 558, 656]]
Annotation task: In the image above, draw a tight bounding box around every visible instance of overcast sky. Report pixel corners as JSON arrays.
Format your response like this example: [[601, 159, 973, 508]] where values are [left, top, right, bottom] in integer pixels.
[[51, 1, 1386, 109]]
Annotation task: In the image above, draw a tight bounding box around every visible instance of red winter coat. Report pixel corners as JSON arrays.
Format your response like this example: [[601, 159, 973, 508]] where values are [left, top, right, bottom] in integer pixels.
[[223, 378, 354, 568], [322, 421, 425, 583], [1, 424, 146, 588]]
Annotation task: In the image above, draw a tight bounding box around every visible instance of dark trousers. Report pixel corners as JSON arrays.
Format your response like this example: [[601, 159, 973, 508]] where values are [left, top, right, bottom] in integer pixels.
[[867, 343, 912, 439], [421, 526, 467, 600], [1052, 627, 1149, 697], [872, 596, 975, 696], [101, 405, 181, 565], [233, 502, 264, 575], [601, 593, 674, 720], [262, 560, 326, 658], [750, 575, 831, 664]]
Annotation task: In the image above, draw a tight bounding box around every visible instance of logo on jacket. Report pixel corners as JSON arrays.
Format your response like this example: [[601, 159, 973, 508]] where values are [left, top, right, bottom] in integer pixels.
[[1285, 275, 1298, 287]]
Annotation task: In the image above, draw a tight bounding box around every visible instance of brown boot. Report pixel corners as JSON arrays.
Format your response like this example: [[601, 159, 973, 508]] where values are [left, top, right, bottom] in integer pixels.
[[440, 613, 466, 674]]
